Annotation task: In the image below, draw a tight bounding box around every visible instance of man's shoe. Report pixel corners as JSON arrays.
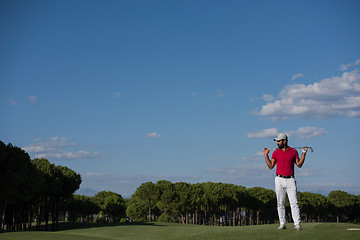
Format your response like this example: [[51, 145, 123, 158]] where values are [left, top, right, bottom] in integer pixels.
[[278, 225, 286, 230], [294, 224, 302, 230]]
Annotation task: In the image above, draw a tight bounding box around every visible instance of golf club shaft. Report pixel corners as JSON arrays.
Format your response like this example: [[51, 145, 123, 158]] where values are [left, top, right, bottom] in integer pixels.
[[264, 146, 314, 152]]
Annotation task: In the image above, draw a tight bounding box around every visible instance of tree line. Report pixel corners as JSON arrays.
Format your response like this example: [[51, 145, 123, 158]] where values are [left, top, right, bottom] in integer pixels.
[[0, 141, 82, 231], [53, 180, 360, 227], [126, 181, 360, 226], [0, 140, 128, 231], [1, 140, 359, 232]]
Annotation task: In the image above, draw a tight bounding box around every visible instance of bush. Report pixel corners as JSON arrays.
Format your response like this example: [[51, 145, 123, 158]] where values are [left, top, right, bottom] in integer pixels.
[[157, 213, 172, 223], [96, 211, 107, 223]]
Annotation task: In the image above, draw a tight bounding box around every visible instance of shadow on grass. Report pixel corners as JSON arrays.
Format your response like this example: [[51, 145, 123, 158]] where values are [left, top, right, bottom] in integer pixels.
[[33, 221, 167, 232]]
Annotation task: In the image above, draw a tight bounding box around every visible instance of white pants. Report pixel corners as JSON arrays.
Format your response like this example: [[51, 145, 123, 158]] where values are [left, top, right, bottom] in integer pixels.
[[275, 176, 301, 226]]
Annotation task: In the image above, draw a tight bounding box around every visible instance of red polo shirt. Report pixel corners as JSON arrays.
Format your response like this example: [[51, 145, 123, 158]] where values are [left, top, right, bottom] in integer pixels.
[[271, 147, 299, 176]]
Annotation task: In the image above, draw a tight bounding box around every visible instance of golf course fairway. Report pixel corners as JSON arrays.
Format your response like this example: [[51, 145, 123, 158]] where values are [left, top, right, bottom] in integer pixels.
[[0, 222, 359, 240]]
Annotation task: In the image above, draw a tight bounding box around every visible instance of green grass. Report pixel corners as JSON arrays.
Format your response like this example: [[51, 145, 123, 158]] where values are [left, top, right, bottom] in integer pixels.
[[1, 222, 359, 240]]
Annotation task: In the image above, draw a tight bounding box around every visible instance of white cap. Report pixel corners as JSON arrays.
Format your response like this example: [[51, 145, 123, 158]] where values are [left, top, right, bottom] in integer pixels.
[[274, 133, 288, 141]]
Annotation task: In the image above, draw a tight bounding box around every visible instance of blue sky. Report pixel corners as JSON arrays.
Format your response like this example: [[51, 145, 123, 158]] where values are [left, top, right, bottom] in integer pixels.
[[1, 0, 360, 197]]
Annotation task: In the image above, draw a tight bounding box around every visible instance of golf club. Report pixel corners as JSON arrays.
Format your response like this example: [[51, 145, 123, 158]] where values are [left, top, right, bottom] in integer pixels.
[[264, 146, 314, 152]]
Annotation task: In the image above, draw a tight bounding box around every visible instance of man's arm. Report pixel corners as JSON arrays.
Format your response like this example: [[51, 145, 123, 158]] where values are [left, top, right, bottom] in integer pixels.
[[263, 148, 276, 169], [295, 147, 307, 168]]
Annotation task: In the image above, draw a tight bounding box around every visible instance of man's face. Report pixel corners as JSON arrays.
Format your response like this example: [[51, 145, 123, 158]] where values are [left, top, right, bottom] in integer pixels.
[[277, 139, 285, 149]]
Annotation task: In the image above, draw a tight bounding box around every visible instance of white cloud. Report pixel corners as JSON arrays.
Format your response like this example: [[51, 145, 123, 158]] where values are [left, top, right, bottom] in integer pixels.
[[22, 137, 98, 160], [247, 126, 327, 139], [10, 100, 17, 106], [287, 126, 327, 139], [146, 132, 162, 138], [254, 69, 360, 119], [291, 73, 304, 81], [262, 94, 275, 102], [35, 150, 99, 160], [247, 128, 279, 138], [23, 137, 77, 153], [23, 145, 48, 153], [236, 152, 263, 161], [28, 95, 38, 103], [84, 172, 105, 177], [340, 59, 360, 71]]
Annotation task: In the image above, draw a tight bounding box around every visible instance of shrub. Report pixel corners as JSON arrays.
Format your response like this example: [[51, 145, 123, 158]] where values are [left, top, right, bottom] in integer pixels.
[[157, 213, 171, 223]]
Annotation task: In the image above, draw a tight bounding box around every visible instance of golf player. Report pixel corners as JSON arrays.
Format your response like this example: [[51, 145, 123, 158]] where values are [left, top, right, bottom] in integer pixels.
[[263, 133, 308, 230]]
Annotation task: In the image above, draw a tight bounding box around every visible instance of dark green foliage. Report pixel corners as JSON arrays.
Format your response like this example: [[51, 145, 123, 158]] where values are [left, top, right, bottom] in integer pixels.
[[66, 194, 100, 223], [0, 140, 81, 231], [328, 190, 358, 223], [129, 180, 360, 226], [93, 191, 126, 222], [132, 182, 158, 221]]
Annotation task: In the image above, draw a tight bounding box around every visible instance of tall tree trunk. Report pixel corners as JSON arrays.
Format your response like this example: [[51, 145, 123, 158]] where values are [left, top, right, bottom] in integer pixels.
[[193, 209, 198, 225], [52, 198, 56, 231], [249, 210, 252, 225], [224, 206, 228, 226], [0, 200, 6, 231], [195, 210, 198, 225], [289, 212, 292, 223], [21, 202, 25, 231], [36, 201, 42, 230], [233, 210, 236, 226], [55, 198, 59, 230], [13, 203, 16, 231], [28, 202, 32, 231], [23, 202, 28, 231], [148, 206, 152, 222], [45, 198, 49, 231], [204, 209, 207, 226]]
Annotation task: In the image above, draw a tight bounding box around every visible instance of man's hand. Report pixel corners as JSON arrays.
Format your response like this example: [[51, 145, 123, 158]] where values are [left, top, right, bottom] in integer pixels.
[[263, 148, 275, 169], [301, 147, 308, 154], [263, 148, 270, 156], [297, 147, 307, 168]]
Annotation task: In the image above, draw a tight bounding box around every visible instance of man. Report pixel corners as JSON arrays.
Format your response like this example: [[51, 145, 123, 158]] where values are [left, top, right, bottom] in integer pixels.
[[263, 133, 307, 231]]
